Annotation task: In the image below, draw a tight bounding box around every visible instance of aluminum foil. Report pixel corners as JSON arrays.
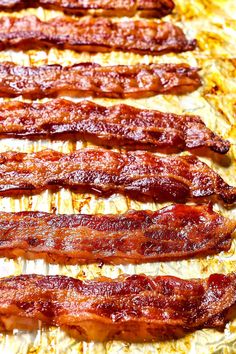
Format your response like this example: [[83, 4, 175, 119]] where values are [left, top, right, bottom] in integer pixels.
[[0, 0, 235, 352]]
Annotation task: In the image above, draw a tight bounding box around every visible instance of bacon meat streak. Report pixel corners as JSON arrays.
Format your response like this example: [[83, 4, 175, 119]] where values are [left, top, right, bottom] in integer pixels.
[[0, 273, 235, 341], [0, 0, 175, 17], [0, 204, 234, 264], [0, 16, 196, 55], [0, 149, 234, 203], [0, 62, 201, 99], [0, 99, 229, 154]]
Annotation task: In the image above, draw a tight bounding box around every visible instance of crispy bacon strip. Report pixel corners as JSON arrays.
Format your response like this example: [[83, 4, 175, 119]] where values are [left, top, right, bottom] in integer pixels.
[[0, 16, 196, 55], [0, 62, 201, 99], [0, 148, 235, 203], [0, 0, 175, 17], [0, 273, 235, 341], [0, 204, 234, 264], [0, 99, 229, 154]]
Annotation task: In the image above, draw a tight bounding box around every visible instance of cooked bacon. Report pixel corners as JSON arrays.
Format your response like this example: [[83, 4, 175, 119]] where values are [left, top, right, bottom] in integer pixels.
[[0, 0, 175, 17], [0, 16, 196, 55], [0, 62, 201, 99], [0, 148, 235, 203], [0, 204, 234, 264], [0, 99, 229, 154], [0, 273, 235, 341]]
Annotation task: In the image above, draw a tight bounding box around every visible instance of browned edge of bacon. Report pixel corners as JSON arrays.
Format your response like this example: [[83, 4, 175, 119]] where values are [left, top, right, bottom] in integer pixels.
[[0, 99, 229, 154], [0, 148, 235, 203], [0, 62, 202, 99], [0, 273, 235, 341], [0, 0, 175, 17], [0, 204, 234, 265], [0, 16, 196, 55]]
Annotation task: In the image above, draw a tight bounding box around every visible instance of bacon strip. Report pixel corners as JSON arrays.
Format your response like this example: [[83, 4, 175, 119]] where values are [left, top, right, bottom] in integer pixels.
[[0, 62, 201, 99], [0, 273, 235, 341], [0, 0, 175, 17], [0, 99, 229, 154], [0, 16, 196, 55], [0, 204, 233, 264], [0, 148, 235, 203]]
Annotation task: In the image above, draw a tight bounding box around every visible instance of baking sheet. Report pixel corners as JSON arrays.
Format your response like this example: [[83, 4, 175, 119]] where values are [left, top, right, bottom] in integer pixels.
[[0, 0, 235, 352]]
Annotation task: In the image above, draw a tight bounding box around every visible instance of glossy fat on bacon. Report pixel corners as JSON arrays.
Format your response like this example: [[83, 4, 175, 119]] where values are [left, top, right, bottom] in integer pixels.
[[0, 16, 196, 55], [0, 273, 236, 341], [0, 204, 234, 264], [0, 99, 229, 154], [0, 62, 201, 99], [0, 0, 175, 17], [0, 148, 235, 203]]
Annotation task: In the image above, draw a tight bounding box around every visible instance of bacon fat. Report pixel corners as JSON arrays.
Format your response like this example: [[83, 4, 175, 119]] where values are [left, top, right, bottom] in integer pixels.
[[0, 204, 234, 264], [0, 99, 229, 154], [0, 16, 196, 55], [0, 148, 234, 203], [0, 273, 235, 341], [0, 0, 175, 17], [0, 62, 201, 99]]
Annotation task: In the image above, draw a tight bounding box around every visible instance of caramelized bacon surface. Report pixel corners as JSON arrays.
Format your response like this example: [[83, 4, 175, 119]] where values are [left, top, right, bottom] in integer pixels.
[[0, 16, 196, 55], [0, 148, 234, 203], [0, 99, 229, 154], [0, 0, 175, 17], [0, 204, 233, 264], [0, 62, 201, 99], [0, 273, 235, 341]]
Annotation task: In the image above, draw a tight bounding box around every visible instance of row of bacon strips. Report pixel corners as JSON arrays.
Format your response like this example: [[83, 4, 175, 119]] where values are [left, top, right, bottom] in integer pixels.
[[0, 0, 235, 343]]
